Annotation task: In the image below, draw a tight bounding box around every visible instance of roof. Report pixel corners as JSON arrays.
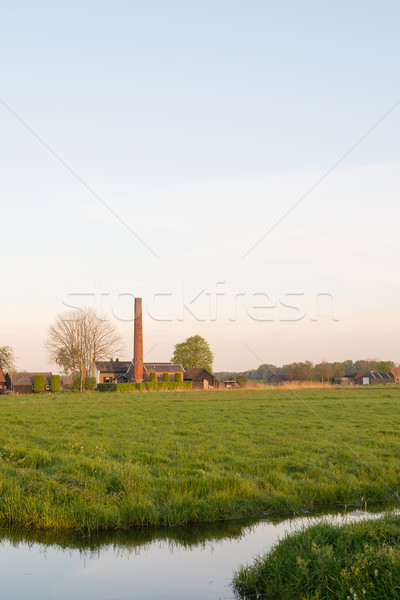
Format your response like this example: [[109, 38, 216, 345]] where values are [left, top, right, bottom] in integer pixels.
[[95, 361, 131, 373], [184, 368, 214, 380], [96, 360, 184, 377], [267, 374, 287, 381], [354, 371, 394, 380], [183, 368, 202, 380], [145, 362, 184, 373], [9, 372, 52, 386], [370, 372, 394, 380]]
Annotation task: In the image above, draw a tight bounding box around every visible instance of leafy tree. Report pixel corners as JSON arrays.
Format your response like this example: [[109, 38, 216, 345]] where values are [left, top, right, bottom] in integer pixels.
[[285, 361, 315, 381], [236, 375, 248, 387], [331, 362, 345, 378], [342, 359, 355, 374], [0, 345, 16, 371], [171, 335, 213, 372], [375, 361, 394, 373], [354, 359, 378, 372], [315, 361, 333, 382]]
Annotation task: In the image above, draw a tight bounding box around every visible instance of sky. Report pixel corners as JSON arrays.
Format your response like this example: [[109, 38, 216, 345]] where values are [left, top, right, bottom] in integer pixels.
[[1, 1, 400, 372]]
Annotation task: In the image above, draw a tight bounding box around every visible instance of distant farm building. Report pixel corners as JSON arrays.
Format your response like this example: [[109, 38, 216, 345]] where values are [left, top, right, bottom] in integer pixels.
[[6, 372, 52, 394], [95, 360, 184, 384], [354, 372, 395, 385], [267, 374, 287, 385], [334, 372, 396, 385], [222, 379, 238, 389], [183, 368, 219, 390]]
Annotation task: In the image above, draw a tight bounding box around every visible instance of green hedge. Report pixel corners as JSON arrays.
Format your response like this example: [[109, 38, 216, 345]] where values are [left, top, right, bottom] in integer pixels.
[[96, 381, 193, 392], [96, 383, 117, 392], [162, 372, 170, 383], [149, 372, 157, 383], [72, 376, 97, 391], [115, 383, 136, 392], [174, 372, 183, 382], [51, 375, 60, 393], [86, 377, 96, 391], [33, 375, 45, 393]]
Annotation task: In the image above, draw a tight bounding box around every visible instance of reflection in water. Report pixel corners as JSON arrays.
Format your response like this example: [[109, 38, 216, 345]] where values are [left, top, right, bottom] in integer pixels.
[[0, 502, 398, 600]]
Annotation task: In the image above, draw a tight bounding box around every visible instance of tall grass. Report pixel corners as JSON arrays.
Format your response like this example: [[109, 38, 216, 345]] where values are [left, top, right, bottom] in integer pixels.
[[0, 388, 399, 531], [233, 513, 400, 599]]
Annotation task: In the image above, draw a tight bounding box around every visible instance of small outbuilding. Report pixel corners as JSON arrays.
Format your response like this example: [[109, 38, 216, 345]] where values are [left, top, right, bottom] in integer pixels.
[[222, 380, 238, 389], [6, 372, 52, 394], [267, 374, 287, 385], [184, 368, 219, 390]]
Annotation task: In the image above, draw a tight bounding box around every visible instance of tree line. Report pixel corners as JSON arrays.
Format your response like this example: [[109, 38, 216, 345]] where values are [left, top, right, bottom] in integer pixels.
[[215, 359, 396, 383]]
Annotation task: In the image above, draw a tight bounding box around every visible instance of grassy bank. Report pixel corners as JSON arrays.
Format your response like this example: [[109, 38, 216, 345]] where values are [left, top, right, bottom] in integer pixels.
[[0, 388, 399, 531], [233, 513, 400, 599]]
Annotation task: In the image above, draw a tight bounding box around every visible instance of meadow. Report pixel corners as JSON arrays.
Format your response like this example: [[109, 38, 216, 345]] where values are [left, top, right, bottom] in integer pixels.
[[0, 387, 399, 531]]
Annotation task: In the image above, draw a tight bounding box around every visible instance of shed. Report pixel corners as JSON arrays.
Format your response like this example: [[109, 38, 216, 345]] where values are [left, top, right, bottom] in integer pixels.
[[6, 372, 52, 394], [222, 380, 238, 389], [267, 374, 287, 385], [184, 368, 219, 390]]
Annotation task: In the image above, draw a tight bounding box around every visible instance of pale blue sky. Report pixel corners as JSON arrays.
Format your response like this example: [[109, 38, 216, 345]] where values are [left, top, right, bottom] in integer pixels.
[[1, 1, 400, 371]]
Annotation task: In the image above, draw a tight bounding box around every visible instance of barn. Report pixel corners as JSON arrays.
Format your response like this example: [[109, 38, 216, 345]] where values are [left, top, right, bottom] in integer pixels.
[[6, 372, 52, 394], [183, 368, 219, 390], [354, 372, 395, 385]]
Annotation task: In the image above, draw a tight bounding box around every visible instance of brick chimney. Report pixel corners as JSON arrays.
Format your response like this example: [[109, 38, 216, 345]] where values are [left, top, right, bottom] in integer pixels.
[[133, 297, 144, 382]]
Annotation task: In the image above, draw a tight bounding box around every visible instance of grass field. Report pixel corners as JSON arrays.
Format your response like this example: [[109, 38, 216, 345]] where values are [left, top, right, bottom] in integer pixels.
[[0, 387, 399, 531]]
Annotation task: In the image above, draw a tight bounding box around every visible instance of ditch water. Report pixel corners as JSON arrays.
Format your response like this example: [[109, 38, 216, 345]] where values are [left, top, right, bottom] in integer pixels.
[[0, 502, 398, 600]]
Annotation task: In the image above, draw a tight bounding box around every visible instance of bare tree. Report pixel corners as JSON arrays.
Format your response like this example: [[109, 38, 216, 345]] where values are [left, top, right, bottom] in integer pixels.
[[45, 308, 122, 390]]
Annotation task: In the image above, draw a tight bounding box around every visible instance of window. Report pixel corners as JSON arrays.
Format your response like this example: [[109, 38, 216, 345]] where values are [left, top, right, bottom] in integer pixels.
[[104, 377, 112, 383]]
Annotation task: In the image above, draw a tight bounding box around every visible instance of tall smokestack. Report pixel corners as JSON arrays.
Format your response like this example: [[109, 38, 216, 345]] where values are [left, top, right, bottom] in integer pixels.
[[133, 297, 144, 382]]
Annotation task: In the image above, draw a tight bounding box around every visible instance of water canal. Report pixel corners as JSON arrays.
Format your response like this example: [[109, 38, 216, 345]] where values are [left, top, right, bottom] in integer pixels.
[[0, 503, 397, 600]]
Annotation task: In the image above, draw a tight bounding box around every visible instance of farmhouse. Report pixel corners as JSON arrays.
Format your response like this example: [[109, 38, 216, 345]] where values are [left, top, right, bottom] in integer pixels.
[[6, 372, 52, 394], [183, 368, 219, 390], [95, 360, 184, 384], [95, 360, 132, 383]]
